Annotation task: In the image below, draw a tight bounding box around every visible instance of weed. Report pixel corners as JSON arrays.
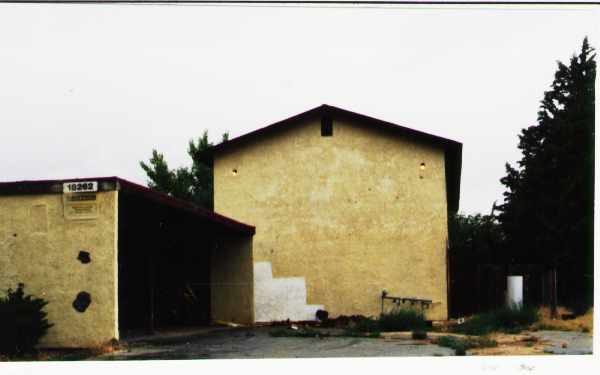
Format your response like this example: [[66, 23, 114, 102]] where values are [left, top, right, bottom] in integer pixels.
[[378, 307, 428, 332], [351, 316, 380, 333], [453, 306, 540, 335], [534, 307, 593, 333], [435, 335, 497, 356]]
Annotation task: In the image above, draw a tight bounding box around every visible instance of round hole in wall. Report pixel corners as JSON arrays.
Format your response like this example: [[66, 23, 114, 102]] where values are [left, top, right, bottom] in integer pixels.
[[232, 169, 238, 176], [420, 162, 426, 170], [77, 251, 91, 264], [72, 292, 92, 313]]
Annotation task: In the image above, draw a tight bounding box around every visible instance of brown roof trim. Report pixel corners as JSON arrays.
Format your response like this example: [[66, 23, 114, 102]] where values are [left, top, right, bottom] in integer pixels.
[[117, 178, 255, 235], [0, 176, 255, 236], [206, 104, 462, 213]]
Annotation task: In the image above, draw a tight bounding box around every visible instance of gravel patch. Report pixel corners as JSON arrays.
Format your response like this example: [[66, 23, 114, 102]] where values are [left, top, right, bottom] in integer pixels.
[[531, 330, 592, 355]]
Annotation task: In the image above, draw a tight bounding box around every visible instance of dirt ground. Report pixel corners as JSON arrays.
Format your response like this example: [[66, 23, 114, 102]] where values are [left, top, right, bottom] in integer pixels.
[[468, 331, 592, 356]]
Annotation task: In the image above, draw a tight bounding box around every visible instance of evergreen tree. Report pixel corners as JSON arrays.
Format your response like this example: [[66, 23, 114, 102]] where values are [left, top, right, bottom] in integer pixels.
[[497, 38, 595, 313], [448, 213, 505, 316], [140, 130, 229, 209]]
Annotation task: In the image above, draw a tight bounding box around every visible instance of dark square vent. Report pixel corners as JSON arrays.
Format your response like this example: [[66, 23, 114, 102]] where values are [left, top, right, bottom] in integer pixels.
[[321, 116, 333, 136]]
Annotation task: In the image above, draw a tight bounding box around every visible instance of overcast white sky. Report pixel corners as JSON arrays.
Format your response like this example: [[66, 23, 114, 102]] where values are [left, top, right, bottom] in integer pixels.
[[0, 2, 597, 215]]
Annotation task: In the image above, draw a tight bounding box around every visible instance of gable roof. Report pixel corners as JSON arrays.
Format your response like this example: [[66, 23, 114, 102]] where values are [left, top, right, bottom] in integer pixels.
[[0, 176, 255, 236], [206, 104, 462, 213]]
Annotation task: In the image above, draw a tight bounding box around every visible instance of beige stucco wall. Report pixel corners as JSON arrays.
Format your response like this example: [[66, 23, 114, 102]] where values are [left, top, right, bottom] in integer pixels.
[[210, 236, 254, 324], [0, 191, 119, 347], [214, 117, 449, 321]]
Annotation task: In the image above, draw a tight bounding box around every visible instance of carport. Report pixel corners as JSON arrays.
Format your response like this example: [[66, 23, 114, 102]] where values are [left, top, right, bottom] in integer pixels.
[[116, 179, 256, 336]]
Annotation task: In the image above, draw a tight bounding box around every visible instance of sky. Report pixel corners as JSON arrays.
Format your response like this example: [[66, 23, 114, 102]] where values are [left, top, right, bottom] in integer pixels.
[[0, 2, 598, 215]]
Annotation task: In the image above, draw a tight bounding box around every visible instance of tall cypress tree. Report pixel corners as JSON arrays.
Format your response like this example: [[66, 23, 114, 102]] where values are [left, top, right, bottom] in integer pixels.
[[497, 38, 595, 313]]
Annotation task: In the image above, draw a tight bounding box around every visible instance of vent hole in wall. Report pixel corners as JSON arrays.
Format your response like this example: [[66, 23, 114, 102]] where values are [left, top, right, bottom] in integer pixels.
[[232, 169, 238, 176], [321, 116, 333, 136], [77, 251, 91, 264], [73, 292, 91, 313]]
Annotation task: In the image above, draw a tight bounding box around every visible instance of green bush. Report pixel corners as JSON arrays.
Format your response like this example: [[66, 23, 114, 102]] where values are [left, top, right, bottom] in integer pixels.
[[437, 336, 468, 355], [453, 305, 540, 335], [0, 283, 52, 357], [436, 335, 497, 356], [412, 330, 428, 340], [378, 307, 428, 332], [351, 316, 380, 333]]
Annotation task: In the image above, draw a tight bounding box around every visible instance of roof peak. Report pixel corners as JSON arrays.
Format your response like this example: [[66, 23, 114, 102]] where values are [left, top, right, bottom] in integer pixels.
[[207, 105, 462, 213]]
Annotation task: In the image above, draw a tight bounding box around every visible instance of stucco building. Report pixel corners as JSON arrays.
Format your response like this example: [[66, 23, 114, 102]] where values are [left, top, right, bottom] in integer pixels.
[[0, 104, 461, 348], [0, 177, 255, 347], [208, 104, 462, 322]]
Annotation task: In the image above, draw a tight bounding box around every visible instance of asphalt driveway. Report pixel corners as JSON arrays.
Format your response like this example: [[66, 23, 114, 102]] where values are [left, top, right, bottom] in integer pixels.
[[93, 326, 592, 360], [98, 327, 455, 360]]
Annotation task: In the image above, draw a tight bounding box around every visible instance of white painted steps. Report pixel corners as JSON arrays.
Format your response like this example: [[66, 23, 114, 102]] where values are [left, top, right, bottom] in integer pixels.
[[254, 261, 324, 323]]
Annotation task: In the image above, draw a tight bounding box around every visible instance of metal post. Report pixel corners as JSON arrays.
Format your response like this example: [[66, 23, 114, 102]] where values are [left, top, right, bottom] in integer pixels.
[[148, 247, 155, 334], [476, 265, 481, 313], [548, 268, 558, 319], [551, 268, 558, 319], [541, 270, 545, 306]]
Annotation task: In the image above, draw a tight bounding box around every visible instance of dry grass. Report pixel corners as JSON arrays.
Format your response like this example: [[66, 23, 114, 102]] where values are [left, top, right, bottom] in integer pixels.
[[453, 306, 593, 356], [532, 307, 593, 333], [468, 332, 547, 356], [469, 343, 546, 356]]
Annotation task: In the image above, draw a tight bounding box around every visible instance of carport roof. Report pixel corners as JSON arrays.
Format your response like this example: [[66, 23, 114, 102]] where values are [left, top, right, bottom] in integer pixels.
[[0, 176, 255, 236]]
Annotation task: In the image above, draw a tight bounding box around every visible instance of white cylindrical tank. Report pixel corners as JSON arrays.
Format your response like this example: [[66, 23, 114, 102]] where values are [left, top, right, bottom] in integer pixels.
[[506, 276, 524, 309]]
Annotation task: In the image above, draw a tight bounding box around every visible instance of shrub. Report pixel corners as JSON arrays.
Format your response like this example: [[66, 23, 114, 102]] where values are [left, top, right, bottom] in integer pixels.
[[412, 330, 428, 340], [378, 307, 428, 332], [351, 316, 380, 333], [453, 305, 540, 335], [493, 304, 540, 328], [340, 316, 381, 337], [436, 335, 497, 356], [0, 283, 52, 357]]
